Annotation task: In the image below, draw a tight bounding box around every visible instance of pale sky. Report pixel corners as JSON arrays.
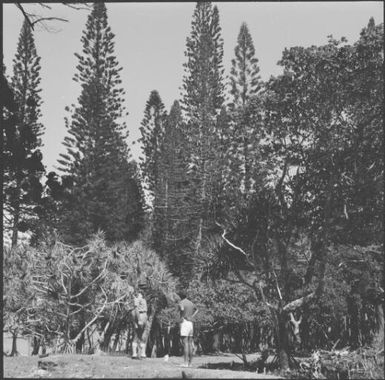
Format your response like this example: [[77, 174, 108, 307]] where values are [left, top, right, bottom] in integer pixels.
[[3, 2, 383, 173]]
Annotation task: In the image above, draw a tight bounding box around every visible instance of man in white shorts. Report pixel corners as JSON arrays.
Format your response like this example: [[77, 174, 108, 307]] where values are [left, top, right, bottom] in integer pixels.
[[178, 291, 198, 367]]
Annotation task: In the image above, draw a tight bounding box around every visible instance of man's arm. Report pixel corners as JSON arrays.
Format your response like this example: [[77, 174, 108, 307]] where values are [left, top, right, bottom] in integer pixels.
[[178, 302, 184, 322], [187, 305, 198, 322], [191, 307, 198, 319]]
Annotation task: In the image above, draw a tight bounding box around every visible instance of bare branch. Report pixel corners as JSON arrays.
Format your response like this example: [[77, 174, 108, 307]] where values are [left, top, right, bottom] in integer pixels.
[[31, 284, 52, 294], [227, 273, 254, 290], [46, 324, 62, 335], [272, 270, 283, 300], [283, 292, 315, 312], [70, 260, 107, 299], [31, 17, 69, 26], [15, 3, 34, 29], [231, 267, 255, 290], [67, 301, 92, 308], [59, 273, 68, 295], [61, 261, 72, 275], [53, 311, 68, 319], [216, 221, 279, 312], [216, 222, 248, 257], [216, 221, 257, 272], [62, 3, 91, 11], [289, 312, 302, 325], [257, 281, 278, 311], [38, 3, 52, 10], [106, 294, 127, 305], [70, 287, 108, 344]]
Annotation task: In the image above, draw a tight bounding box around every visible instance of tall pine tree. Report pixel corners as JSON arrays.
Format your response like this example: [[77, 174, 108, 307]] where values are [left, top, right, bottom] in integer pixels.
[[57, 2, 143, 244], [3, 20, 45, 247], [138, 90, 167, 205], [152, 101, 193, 282], [228, 22, 263, 198], [181, 2, 225, 251]]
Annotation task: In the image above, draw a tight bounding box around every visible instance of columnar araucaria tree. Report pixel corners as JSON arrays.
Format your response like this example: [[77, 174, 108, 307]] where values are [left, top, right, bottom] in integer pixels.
[[57, 2, 144, 245]]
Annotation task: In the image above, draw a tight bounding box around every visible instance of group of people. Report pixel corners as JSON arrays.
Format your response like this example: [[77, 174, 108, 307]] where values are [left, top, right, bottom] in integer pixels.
[[131, 289, 198, 367]]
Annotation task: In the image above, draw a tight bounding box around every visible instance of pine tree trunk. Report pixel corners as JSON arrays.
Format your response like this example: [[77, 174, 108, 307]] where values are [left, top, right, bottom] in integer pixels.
[[195, 156, 206, 253], [243, 135, 249, 196]]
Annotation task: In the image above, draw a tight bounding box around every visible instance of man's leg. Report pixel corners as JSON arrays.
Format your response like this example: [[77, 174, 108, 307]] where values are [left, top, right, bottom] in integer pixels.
[[131, 309, 139, 329], [139, 328, 147, 358], [182, 336, 189, 365], [132, 326, 139, 358], [188, 336, 194, 365], [138, 316, 147, 358], [138, 324, 146, 359]]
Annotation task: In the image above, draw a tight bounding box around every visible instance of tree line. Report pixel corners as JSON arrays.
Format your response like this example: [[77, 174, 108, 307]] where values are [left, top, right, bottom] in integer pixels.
[[3, 2, 383, 372]]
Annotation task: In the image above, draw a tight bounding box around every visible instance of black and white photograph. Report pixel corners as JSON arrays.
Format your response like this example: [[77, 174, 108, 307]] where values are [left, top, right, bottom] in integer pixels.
[[2, 1, 384, 378]]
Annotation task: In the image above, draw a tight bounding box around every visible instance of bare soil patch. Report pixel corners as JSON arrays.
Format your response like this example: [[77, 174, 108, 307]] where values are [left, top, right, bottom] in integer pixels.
[[3, 353, 282, 379]]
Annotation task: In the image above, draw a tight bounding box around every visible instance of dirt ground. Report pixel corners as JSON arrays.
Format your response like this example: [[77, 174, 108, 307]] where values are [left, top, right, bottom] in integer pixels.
[[3, 353, 283, 379]]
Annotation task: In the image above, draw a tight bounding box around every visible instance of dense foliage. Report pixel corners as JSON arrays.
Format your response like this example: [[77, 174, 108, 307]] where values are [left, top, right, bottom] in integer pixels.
[[3, 234, 179, 354]]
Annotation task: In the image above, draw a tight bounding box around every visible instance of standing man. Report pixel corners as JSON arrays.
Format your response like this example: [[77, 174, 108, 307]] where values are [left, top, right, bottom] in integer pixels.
[[178, 291, 198, 367], [131, 290, 148, 359]]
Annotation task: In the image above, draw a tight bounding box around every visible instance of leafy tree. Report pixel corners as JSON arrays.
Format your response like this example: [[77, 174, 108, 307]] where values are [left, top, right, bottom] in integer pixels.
[[335, 18, 383, 245], [187, 268, 270, 355], [3, 20, 45, 247], [57, 2, 144, 244], [210, 18, 383, 370], [263, 19, 383, 357]]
